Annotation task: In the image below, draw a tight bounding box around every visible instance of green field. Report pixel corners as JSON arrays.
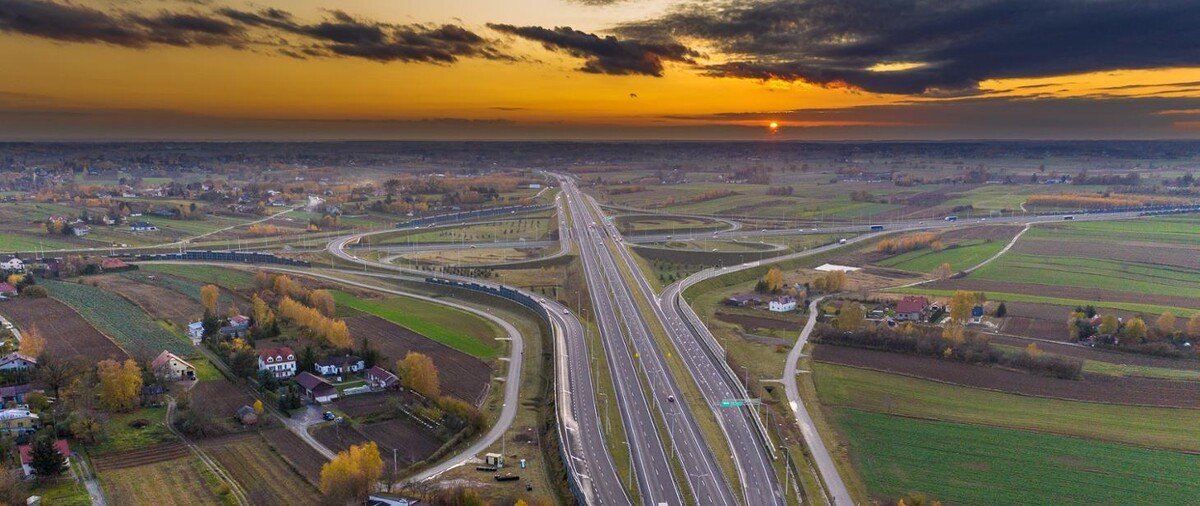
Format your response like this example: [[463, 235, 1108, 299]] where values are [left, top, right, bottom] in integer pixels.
[[43, 279, 193, 357], [877, 239, 1006, 273], [1035, 215, 1200, 246], [835, 408, 1200, 506], [971, 252, 1200, 299], [380, 216, 553, 244], [138, 264, 256, 290], [0, 232, 82, 251], [813, 362, 1200, 451], [890, 286, 1198, 317], [331, 291, 499, 359]]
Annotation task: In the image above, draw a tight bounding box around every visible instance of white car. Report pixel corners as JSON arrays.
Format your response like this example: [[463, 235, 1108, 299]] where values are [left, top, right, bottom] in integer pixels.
[[562, 309, 570, 315]]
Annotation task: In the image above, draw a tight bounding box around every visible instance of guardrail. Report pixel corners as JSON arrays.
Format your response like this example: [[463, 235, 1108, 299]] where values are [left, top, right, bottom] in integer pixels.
[[120, 250, 311, 266]]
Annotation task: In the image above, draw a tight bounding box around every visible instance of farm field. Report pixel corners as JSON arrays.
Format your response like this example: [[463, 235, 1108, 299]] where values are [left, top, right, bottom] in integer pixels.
[[343, 315, 491, 403], [812, 344, 1200, 408], [261, 428, 326, 485], [99, 456, 223, 506], [613, 214, 727, 235], [0, 232, 82, 251], [0, 296, 128, 361], [596, 181, 904, 219], [643, 239, 777, 252], [138, 264, 256, 290], [812, 362, 1200, 451], [42, 279, 192, 358], [892, 286, 1197, 318], [198, 433, 321, 506], [86, 275, 205, 327], [331, 290, 500, 359], [834, 408, 1200, 506], [189, 380, 256, 424]]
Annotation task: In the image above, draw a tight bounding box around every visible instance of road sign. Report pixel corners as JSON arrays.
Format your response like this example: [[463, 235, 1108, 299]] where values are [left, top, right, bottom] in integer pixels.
[[719, 398, 761, 408]]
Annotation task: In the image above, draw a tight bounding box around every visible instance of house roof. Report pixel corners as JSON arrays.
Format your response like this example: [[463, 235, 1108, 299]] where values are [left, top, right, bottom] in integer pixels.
[[19, 440, 70, 465], [294, 371, 334, 392], [100, 258, 128, 269], [0, 384, 33, 398], [365, 366, 398, 384], [258, 346, 295, 363], [0, 408, 36, 421], [229, 315, 250, 326], [896, 296, 930, 314], [0, 352, 36, 366], [0, 283, 15, 294], [772, 296, 795, 304], [188, 321, 205, 330], [316, 355, 362, 367], [727, 293, 762, 303], [150, 350, 193, 371]]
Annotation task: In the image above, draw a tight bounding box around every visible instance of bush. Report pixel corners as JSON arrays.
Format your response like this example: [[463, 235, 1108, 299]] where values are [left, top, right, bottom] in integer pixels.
[[20, 285, 47, 298]]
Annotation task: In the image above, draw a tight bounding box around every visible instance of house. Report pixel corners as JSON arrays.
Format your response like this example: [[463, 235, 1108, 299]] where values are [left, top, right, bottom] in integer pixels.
[[235, 405, 258, 425], [768, 296, 797, 312], [725, 293, 762, 307], [129, 221, 158, 232], [72, 225, 91, 236], [0, 384, 33, 405], [1, 257, 23, 272], [971, 305, 985, 324], [364, 366, 399, 390], [219, 314, 251, 338], [314, 355, 365, 376], [187, 321, 205, 344], [894, 296, 931, 322], [0, 283, 16, 297], [18, 439, 69, 477], [99, 258, 129, 271], [258, 346, 297, 379], [0, 352, 36, 371], [294, 372, 338, 403], [0, 408, 38, 434], [150, 350, 196, 381]]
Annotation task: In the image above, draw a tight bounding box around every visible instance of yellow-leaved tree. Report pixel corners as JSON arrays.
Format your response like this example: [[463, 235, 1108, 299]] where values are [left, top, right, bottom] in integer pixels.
[[1156, 311, 1176, 335], [18, 326, 44, 358], [835, 302, 864, 331], [308, 290, 336, 317], [1188, 314, 1200, 337], [948, 290, 980, 324], [320, 442, 384, 504], [397, 352, 440, 399], [200, 284, 219, 317], [97, 359, 143, 412]]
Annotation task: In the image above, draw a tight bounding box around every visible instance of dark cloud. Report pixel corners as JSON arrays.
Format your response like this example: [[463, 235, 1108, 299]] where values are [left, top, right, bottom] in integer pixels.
[[488, 24, 697, 76], [618, 0, 1200, 95], [0, 1, 507, 65]]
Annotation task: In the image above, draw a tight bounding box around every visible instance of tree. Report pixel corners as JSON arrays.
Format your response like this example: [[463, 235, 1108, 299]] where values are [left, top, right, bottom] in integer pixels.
[[760, 268, 784, 293], [320, 442, 384, 504], [200, 284, 219, 317], [834, 303, 864, 331], [20, 285, 47, 298], [1098, 315, 1119, 335], [942, 324, 965, 344], [948, 290, 978, 324], [251, 295, 276, 336], [308, 290, 336, 317], [1188, 314, 1200, 337], [994, 302, 1007, 318], [0, 468, 26, 505], [97, 359, 143, 412], [28, 435, 66, 479], [70, 415, 103, 445], [1122, 317, 1148, 342], [1025, 343, 1043, 359], [1156, 311, 1177, 336], [19, 326, 45, 358], [253, 399, 264, 415], [932, 262, 952, 279], [397, 352, 440, 398]]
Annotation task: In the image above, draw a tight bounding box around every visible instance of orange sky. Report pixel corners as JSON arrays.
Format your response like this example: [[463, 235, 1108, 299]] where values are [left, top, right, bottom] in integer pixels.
[[3, 0, 1200, 140]]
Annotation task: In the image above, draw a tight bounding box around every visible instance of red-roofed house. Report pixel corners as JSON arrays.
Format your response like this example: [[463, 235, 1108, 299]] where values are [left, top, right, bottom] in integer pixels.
[[150, 350, 196, 381], [19, 439, 69, 477], [0, 352, 36, 371], [895, 296, 931, 322], [258, 346, 297, 379], [100, 258, 129, 270], [365, 366, 399, 390], [294, 372, 338, 403], [0, 283, 16, 296]]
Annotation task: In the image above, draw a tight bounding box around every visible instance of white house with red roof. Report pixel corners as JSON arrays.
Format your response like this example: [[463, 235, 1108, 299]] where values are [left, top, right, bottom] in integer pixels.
[[0, 352, 36, 371], [895, 296, 931, 322], [150, 350, 196, 381], [257, 346, 297, 379]]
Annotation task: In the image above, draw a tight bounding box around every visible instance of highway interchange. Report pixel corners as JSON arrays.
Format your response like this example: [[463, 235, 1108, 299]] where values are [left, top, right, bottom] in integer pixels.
[[319, 178, 1185, 505]]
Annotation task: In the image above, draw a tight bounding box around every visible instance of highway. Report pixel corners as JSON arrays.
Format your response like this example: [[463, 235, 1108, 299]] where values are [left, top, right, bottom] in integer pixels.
[[560, 176, 740, 506], [324, 233, 628, 505]]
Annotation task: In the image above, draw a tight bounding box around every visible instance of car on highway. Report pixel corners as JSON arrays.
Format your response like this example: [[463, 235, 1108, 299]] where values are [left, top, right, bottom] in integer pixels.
[[562, 309, 570, 314], [667, 395, 675, 403]]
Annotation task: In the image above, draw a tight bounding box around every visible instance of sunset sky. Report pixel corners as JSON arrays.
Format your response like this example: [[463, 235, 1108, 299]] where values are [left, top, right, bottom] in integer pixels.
[[4, 0, 1200, 140]]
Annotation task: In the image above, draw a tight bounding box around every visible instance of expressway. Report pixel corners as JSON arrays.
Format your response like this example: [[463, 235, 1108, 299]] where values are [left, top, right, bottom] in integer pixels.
[[560, 177, 740, 506], [324, 233, 628, 505]]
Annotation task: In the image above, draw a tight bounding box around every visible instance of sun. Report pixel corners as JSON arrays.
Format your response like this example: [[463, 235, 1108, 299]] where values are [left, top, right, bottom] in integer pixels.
[[768, 121, 780, 133]]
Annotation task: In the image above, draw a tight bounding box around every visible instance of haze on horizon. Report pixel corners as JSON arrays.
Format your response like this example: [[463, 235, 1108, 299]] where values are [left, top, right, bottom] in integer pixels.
[[4, 0, 1200, 141]]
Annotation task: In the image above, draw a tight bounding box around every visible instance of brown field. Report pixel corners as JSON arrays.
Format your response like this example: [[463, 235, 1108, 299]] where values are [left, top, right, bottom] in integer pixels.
[[312, 423, 371, 455], [985, 333, 1200, 371], [99, 456, 221, 506], [345, 314, 491, 403], [198, 432, 321, 505], [333, 391, 428, 419], [360, 418, 444, 468], [0, 297, 127, 361], [1016, 237, 1200, 269], [939, 224, 1024, 242], [715, 312, 803, 332], [812, 344, 1200, 408], [190, 380, 256, 422], [925, 278, 1200, 309], [92, 442, 190, 471], [261, 428, 326, 485], [999, 316, 1070, 342], [86, 275, 204, 327]]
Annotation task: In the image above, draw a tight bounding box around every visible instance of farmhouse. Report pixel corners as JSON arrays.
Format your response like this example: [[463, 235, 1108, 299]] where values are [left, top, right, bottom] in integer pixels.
[[258, 346, 297, 379], [0, 352, 36, 371], [314, 354, 365, 376], [768, 296, 797, 312], [18, 439, 69, 477], [72, 224, 92, 236], [365, 366, 399, 390], [894, 296, 931, 322], [187, 321, 205, 344], [150, 350, 196, 381], [0, 408, 38, 435], [725, 293, 762, 307], [220, 314, 251, 338], [1, 257, 23, 272], [294, 372, 338, 403]]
